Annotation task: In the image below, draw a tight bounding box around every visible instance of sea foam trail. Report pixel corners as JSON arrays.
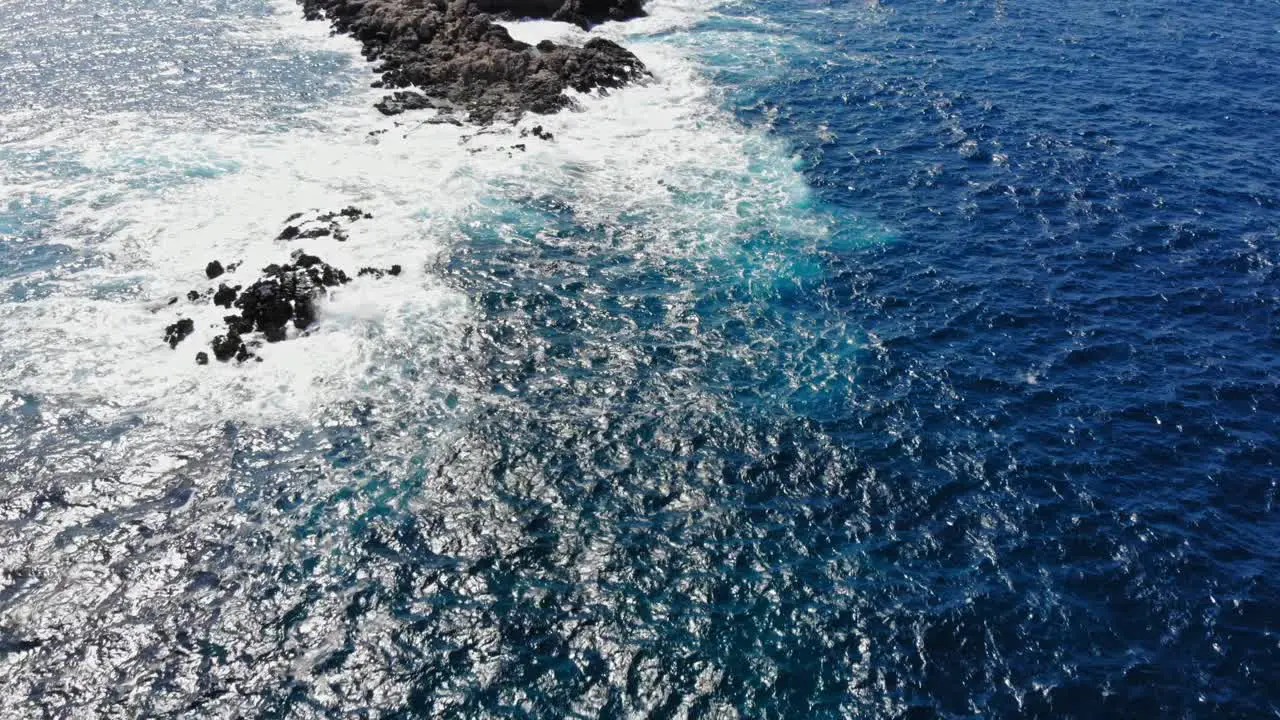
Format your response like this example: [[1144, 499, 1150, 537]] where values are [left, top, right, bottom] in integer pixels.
[[0, 0, 823, 428]]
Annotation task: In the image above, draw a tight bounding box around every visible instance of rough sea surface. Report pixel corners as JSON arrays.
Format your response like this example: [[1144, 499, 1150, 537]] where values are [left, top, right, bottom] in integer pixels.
[[1, 0, 1278, 717]]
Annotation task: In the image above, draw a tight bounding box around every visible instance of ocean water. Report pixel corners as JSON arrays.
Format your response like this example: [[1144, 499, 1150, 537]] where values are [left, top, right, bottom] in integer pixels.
[[1, 0, 1277, 716]]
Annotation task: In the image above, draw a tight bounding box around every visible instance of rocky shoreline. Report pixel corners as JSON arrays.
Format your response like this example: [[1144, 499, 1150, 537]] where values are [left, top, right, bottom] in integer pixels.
[[298, 0, 651, 122]]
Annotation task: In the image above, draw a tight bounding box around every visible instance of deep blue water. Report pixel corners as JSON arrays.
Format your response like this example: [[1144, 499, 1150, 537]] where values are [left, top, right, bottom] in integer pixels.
[[1, 0, 1278, 717]]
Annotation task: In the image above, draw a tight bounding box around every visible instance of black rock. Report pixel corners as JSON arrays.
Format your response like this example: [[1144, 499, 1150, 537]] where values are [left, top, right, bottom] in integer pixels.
[[213, 283, 239, 308], [167, 297, 178, 305], [187, 290, 200, 302], [278, 225, 301, 241], [223, 315, 255, 336], [211, 332, 246, 362], [164, 318, 195, 349], [358, 264, 404, 279], [298, 226, 331, 239], [184, 246, 372, 367], [232, 257, 352, 343], [375, 91, 437, 116], [236, 279, 295, 342], [318, 265, 350, 287], [195, 352, 209, 365], [316, 208, 363, 223], [205, 260, 225, 279]]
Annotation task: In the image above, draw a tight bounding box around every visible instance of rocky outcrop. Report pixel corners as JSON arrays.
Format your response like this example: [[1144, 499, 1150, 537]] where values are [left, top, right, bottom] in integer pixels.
[[161, 207, 403, 365], [297, 0, 649, 121]]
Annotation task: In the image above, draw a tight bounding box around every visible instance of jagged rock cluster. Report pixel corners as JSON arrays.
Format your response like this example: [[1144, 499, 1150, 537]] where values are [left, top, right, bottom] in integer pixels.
[[297, 0, 649, 121], [160, 208, 401, 365], [278, 205, 374, 242]]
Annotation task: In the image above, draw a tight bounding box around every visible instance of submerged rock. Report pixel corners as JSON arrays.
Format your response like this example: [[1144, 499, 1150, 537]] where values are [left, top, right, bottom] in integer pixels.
[[296, 0, 648, 122]]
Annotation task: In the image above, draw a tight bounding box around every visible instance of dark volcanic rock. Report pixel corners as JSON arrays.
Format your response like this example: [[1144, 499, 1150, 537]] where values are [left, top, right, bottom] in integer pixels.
[[213, 283, 239, 308], [357, 264, 404, 279], [164, 318, 195, 349], [277, 208, 368, 242], [205, 260, 225, 279], [523, 124, 554, 141], [294, 295, 319, 331], [224, 315, 255, 336], [211, 333, 249, 363], [175, 216, 404, 366], [297, 0, 648, 122], [375, 90, 438, 115], [236, 279, 297, 342], [293, 251, 323, 268], [234, 256, 352, 342]]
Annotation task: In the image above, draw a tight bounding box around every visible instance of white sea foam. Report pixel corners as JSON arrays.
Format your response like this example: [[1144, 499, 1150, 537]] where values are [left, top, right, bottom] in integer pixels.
[[0, 0, 825, 428]]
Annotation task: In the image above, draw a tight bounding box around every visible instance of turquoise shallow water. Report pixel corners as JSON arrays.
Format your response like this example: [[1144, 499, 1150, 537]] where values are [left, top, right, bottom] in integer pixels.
[[1, 0, 1278, 717]]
